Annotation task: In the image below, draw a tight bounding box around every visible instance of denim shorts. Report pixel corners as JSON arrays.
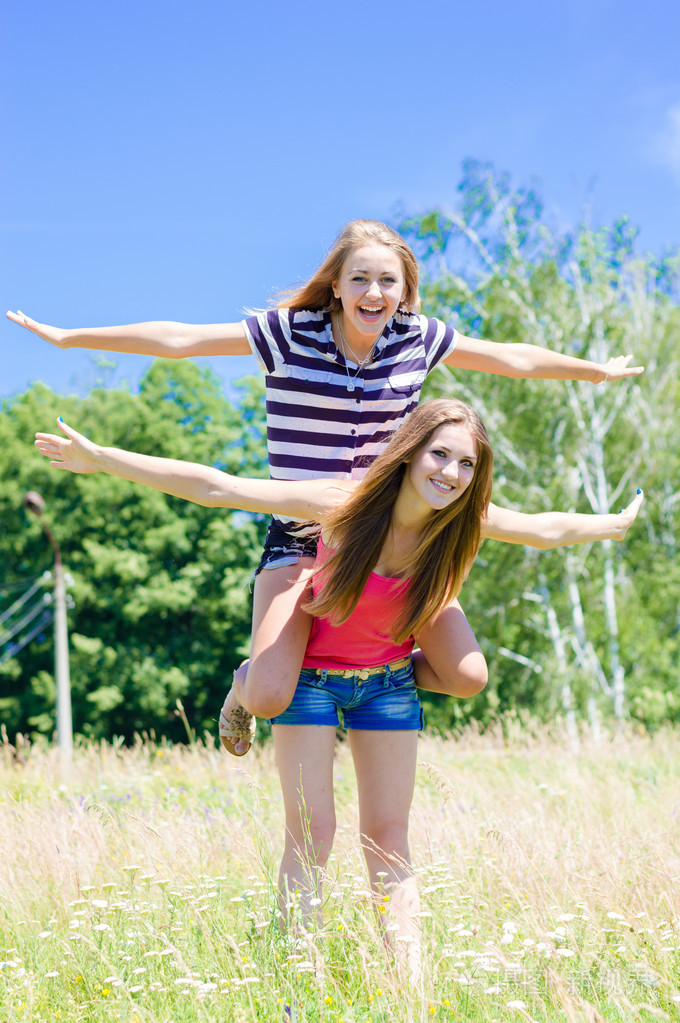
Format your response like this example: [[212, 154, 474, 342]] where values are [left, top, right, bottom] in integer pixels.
[[255, 518, 319, 575], [269, 660, 424, 732]]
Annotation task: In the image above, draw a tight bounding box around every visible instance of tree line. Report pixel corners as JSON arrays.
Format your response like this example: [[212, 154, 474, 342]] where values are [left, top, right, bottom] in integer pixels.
[[2, 163, 678, 741]]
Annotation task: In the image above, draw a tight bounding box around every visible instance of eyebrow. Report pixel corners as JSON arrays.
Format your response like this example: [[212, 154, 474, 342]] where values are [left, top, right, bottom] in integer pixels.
[[346, 267, 400, 275]]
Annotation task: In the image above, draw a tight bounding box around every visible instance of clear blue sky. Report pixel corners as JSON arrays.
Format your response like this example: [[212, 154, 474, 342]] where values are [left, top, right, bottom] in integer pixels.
[[2, 0, 679, 400]]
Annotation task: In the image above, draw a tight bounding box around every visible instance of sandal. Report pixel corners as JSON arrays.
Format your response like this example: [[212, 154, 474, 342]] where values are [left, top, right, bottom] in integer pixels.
[[219, 697, 256, 757]]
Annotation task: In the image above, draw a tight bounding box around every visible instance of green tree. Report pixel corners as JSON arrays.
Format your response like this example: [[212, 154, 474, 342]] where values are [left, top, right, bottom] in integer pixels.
[[0, 362, 268, 742]]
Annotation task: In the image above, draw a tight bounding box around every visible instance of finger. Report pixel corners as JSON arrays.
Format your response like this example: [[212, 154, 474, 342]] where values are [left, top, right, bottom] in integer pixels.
[[56, 417, 80, 439]]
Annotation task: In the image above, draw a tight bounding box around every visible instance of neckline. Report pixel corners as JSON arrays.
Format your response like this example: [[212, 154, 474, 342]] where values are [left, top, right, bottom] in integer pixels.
[[318, 536, 409, 583], [324, 310, 388, 367]]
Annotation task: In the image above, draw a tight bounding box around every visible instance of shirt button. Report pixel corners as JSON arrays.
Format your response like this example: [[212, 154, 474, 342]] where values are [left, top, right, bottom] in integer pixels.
[[355, 398, 361, 404], [351, 429, 356, 435]]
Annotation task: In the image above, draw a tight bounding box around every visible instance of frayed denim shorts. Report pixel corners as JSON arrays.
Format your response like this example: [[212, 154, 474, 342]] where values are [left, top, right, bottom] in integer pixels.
[[270, 659, 423, 732], [255, 518, 319, 574]]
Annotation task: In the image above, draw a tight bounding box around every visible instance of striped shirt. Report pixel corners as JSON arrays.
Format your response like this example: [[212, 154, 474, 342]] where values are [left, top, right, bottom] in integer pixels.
[[243, 308, 458, 488]]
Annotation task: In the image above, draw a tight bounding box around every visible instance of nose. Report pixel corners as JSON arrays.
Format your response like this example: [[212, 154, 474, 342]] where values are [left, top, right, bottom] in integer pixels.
[[365, 280, 382, 299], [441, 460, 459, 481]]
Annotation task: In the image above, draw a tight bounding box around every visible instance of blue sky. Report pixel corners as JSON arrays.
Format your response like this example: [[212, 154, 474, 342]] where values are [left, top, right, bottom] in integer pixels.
[[2, 0, 679, 400]]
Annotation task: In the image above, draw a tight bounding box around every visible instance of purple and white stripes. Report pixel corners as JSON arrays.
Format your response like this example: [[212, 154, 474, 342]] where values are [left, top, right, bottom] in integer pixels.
[[243, 307, 457, 490]]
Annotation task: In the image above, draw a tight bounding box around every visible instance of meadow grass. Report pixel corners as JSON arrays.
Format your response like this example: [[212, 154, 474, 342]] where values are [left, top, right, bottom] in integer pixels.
[[1, 718, 679, 1022]]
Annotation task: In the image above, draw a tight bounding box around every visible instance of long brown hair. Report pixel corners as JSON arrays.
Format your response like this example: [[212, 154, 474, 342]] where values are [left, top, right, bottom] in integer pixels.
[[276, 220, 420, 313], [305, 400, 493, 642]]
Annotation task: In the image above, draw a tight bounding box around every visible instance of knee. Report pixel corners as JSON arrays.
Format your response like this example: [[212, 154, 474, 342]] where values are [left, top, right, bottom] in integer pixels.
[[452, 652, 488, 698], [239, 661, 299, 718], [362, 821, 410, 865]]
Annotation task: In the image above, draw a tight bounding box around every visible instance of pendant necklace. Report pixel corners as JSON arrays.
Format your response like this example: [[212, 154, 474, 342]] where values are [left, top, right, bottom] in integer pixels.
[[335, 314, 381, 393]]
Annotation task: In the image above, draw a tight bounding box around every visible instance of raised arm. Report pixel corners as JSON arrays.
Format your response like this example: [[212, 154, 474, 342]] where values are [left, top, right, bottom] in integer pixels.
[[7, 310, 251, 358], [35, 420, 353, 520], [445, 332, 644, 384], [481, 491, 644, 548]]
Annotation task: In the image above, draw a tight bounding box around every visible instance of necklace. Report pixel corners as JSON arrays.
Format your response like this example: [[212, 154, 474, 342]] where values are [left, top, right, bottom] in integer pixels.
[[335, 314, 382, 393]]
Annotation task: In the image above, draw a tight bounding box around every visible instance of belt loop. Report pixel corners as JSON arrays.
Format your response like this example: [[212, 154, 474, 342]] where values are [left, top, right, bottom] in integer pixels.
[[320, 669, 328, 685], [385, 661, 392, 683]]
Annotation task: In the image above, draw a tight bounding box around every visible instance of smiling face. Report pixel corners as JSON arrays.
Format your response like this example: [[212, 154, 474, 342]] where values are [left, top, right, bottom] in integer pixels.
[[332, 243, 407, 348], [403, 422, 478, 514]]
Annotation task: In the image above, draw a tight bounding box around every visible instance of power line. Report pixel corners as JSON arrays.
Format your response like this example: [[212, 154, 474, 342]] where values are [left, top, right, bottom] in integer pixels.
[[0, 573, 47, 594], [0, 593, 52, 645], [0, 610, 53, 665], [0, 574, 49, 626]]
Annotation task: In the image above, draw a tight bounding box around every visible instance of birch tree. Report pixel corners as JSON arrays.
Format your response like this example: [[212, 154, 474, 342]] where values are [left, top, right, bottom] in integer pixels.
[[404, 161, 680, 727]]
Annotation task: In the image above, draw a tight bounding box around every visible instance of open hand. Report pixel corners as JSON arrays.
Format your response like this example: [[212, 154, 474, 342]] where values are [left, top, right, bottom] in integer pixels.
[[35, 420, 100, 473], [7, 310, 68, 348], [611, 490, 644, 539], [600, 355, 645, 382]]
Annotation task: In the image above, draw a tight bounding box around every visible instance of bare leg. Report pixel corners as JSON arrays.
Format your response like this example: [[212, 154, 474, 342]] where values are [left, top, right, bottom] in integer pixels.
[[413, 597, 488, 698], [272, 724, 337, 932], [348, 729, 421, 982], [236, 559, 316, 719]]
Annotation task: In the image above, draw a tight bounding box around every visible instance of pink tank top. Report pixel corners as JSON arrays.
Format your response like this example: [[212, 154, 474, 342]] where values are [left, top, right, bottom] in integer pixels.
[[301, 538, 414, 671]]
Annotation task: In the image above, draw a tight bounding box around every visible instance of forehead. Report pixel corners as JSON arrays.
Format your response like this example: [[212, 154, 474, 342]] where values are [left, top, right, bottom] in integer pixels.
[[428, 422, 478, 455], [341, 243, 404, 277]]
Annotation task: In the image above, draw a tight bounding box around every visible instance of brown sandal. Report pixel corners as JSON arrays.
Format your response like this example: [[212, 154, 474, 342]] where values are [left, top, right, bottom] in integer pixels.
[[219, 698, 256, 757]]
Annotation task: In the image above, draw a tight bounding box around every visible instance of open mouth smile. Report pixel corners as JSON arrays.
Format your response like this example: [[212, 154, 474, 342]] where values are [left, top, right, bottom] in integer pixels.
[[358, 305, 385, 322], [429, 478, 455, 494]]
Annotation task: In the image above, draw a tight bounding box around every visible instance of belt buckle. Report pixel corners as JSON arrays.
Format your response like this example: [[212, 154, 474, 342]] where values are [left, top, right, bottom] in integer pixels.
[[358, 669, 370, 681]]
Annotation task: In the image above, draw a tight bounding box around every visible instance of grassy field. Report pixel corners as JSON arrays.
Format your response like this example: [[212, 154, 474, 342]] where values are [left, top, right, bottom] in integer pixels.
[[1, 718, 679, 1022]]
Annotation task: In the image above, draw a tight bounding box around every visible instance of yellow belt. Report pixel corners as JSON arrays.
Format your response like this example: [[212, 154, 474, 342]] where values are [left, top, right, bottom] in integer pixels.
[[313, 655, 412, 682]]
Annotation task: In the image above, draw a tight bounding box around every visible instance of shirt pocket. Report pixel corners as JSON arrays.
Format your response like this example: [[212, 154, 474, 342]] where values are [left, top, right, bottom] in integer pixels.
[[279, 363, 337, 392], [386, 370, 426, 396]]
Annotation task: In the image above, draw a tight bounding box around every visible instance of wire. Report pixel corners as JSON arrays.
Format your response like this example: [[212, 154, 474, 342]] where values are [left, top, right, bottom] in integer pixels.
[[0, 573, 47, 594], [0, 610, 53, 665], [0, 595, 51, 645], [0, 577, 48, 626]]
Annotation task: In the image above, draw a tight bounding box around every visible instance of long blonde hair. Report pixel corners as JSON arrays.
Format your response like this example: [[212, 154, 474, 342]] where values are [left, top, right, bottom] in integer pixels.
[[305, 399, 493, 642], [276, 220, 420, 313]]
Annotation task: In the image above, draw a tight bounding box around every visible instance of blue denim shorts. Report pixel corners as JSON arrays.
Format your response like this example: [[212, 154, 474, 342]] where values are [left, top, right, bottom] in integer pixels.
[[270, 660, 424, 732]]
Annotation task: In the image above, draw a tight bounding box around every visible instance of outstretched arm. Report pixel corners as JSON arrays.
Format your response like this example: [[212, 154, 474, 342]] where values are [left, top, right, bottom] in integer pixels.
[[35, 420, 353, 520], [445, 333, 643, 384], [481, 491, 644, 548], [7, 310, 251, 358]]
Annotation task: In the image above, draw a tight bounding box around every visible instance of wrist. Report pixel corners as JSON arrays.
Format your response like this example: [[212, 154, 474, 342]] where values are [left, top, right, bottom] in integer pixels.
[[592, 364, 608, 385]]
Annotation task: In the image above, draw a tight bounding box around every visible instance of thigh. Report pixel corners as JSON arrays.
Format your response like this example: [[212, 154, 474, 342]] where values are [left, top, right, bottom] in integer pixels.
[[243, 559, 315, 715], [414, 597, 487, 698], [348, 729, 418, 836], [251, 558, 315, 661], [273, 724, 337, 837]]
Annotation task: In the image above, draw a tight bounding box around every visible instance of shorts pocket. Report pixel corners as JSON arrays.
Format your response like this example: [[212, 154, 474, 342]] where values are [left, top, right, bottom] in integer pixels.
[[386, 665, 417, 690]]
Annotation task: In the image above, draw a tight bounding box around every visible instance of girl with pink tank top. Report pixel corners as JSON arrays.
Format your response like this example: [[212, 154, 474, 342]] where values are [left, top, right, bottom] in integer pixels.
[[35, 398, 643, 979]]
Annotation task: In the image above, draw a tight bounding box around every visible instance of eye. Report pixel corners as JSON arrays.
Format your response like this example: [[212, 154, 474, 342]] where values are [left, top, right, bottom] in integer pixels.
[[432, 449, 447, 458], [461, 459, 475, 469]]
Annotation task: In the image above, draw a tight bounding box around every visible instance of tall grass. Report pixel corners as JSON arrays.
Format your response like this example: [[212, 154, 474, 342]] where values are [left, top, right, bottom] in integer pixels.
[[1, 719, 679, 1022]]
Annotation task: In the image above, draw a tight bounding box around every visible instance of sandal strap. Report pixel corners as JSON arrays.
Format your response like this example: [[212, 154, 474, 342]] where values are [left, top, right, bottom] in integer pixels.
[[219, 706, 255, 742]]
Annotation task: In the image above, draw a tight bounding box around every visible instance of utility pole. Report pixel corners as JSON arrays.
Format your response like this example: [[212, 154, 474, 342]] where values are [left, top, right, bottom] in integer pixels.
[[24, 491, 73, 767]]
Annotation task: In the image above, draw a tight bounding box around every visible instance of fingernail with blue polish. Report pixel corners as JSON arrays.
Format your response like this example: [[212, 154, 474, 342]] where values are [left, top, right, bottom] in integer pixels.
[[637, 489, 642, 495], [618, 509, 623, 514], [58, 416, 63, 423]]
